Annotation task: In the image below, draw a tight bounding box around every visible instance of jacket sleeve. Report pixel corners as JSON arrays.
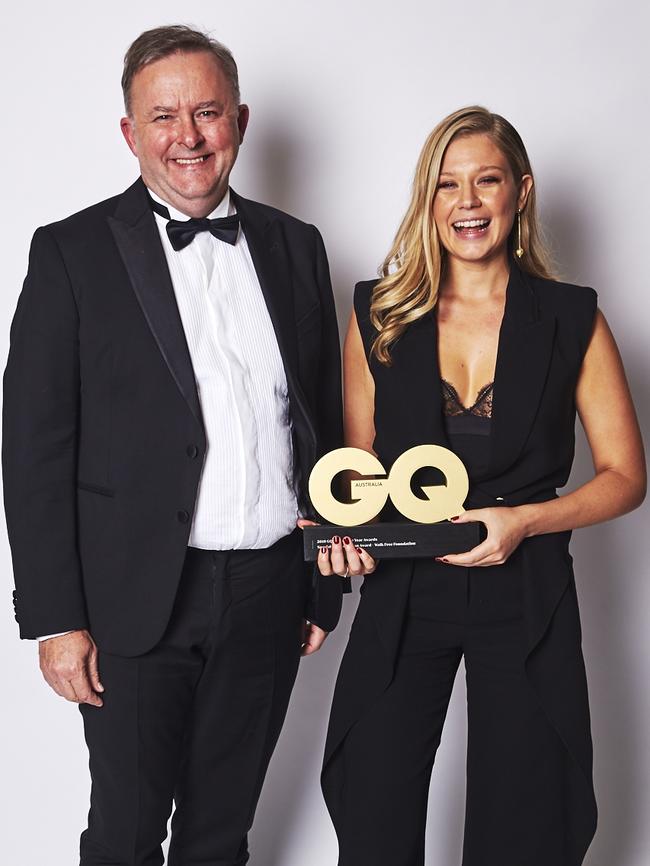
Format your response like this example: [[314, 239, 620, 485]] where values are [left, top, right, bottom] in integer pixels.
[[305, 225, 347, 632], [2, 227, 89, 639]]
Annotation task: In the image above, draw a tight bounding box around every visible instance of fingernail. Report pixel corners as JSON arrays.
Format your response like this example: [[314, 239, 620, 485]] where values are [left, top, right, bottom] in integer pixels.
[[319, 546, 328, 555], [332, 536, 340, 544], [450, 515, 460, 522], [356, 547, 362, 553], [343, 536, 351, 545]]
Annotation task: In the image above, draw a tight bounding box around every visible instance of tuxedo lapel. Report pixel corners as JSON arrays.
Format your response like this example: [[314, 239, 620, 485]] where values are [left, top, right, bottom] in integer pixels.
[[233, 192, 318, 465], [108, 179, 203, 428], [232, 192, 299, 381], [488, 266, 556, 476]]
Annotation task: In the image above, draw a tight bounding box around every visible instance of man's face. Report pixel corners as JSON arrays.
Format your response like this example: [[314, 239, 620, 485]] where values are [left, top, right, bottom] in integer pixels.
[[120, 50, 249, 217]]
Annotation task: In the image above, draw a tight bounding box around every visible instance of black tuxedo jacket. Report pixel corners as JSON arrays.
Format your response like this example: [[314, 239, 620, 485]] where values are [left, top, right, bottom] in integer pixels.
[[3, 178, 343, 656]]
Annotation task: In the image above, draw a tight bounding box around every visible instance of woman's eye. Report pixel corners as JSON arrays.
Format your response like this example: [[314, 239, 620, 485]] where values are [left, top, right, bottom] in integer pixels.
[[478, 176, 499, 184], [437, 181, 455, 189]]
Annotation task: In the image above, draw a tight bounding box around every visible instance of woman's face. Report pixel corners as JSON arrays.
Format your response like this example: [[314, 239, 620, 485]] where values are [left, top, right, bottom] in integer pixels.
[[433, 133, 532, 267]]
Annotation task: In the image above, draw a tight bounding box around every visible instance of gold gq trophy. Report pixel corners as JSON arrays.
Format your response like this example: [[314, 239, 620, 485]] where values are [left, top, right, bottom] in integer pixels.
[[303, 444, 485, 560]]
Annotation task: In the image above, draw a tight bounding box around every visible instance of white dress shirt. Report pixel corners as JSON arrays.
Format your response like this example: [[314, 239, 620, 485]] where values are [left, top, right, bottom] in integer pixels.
[[150, 188, 299, 550]]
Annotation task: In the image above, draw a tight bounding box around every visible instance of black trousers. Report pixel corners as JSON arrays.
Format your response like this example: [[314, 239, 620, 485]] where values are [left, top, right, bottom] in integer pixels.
[[335, 554, 567, 866], [79, 531, 305, 866]]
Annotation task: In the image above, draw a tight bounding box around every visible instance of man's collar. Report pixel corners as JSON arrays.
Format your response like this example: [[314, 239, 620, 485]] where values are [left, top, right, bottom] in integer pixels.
[[146, 187, 233, 221]]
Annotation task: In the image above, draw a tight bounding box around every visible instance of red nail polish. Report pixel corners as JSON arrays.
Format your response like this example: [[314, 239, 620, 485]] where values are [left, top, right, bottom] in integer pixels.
[[332, 536, 340, 544], [343, 536, 351, 545], [320, 546, 328, 555], [356, 547, 362, 553], [450, 515, 460, 522]]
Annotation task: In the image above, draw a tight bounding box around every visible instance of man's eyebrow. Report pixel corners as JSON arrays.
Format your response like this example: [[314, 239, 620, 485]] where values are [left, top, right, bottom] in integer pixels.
[[149, 101, 225, 114]]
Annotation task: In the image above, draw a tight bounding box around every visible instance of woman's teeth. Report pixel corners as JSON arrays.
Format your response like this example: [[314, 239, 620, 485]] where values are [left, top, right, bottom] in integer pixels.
[[452, 218, 490, 235], [453, 219, 490, 229]]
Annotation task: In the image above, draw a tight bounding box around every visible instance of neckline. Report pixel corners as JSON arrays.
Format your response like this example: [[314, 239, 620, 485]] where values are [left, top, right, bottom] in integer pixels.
[[435, 307, 504, 410], [441, 378, 494, 416]]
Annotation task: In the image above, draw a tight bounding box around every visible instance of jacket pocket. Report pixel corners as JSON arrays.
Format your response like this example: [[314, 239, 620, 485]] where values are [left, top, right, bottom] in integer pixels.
[[77, 480, 115, 498]]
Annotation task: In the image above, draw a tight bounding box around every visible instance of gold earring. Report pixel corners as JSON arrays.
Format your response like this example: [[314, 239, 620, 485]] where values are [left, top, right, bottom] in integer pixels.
[[515, 209, 524, 259]]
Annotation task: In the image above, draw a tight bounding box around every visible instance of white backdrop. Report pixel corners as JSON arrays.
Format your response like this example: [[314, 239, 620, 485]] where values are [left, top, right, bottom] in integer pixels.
[[1, 1, 648, 864]]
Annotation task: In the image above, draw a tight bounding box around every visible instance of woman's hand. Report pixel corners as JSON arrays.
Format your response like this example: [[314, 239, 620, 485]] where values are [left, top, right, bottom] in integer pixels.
[[297, 519, 378, 577], [318, 534, 378, 578], [436, 506, 529, 567]]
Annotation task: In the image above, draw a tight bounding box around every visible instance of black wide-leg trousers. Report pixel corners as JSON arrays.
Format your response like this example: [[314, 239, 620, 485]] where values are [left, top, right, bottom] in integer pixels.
[[335, 555, 567, 866], [79, 532, 305, 866]]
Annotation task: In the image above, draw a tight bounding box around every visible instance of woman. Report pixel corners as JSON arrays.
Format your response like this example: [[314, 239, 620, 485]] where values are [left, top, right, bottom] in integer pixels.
[[316, 107, 646, 865]]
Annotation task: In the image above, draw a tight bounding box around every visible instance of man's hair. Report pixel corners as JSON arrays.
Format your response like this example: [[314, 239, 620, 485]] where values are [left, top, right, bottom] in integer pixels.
[[122, 25, 240, 115]]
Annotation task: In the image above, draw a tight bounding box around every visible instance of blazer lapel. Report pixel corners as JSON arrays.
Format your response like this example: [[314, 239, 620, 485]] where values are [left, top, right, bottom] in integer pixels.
[[387, 309, 450, 452], [108, 179, 203, 428], [488, 266, 556, 477]]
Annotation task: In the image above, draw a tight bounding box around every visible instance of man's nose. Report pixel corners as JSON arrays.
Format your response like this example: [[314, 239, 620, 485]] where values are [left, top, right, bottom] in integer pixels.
[[177, 116, 204, 149]]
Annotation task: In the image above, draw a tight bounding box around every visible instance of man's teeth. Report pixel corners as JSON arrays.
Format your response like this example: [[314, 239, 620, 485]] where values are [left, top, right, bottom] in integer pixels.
[[453, 219, 490, 228], [175, 156, 207, 165]]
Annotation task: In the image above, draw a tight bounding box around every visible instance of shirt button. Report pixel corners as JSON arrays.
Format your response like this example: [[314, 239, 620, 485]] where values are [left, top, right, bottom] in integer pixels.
[[186, 444, 199, 459], [177, 510, 190, 524]]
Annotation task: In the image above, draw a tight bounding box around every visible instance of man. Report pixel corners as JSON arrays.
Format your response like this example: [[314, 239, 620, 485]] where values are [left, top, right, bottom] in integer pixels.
[[3, 25, 343, 865]]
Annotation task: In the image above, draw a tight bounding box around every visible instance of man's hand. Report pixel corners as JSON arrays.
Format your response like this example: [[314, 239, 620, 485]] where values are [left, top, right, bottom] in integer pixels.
[[39, 629, 104, 707], [301, 620, 328, 656], [297, 520, 330, 655]]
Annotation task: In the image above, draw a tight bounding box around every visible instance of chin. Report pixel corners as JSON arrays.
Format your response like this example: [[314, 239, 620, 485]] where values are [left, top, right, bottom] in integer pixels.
[[450, 246, 492, 262]]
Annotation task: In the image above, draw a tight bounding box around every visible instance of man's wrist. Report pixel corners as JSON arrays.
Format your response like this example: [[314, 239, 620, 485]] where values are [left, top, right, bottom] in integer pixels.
[[37, 631, 74, 642]]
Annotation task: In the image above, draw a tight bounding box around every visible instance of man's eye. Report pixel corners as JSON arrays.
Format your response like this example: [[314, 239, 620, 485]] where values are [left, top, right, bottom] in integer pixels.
[[197, 110, 218, 119], [154, 115, 172, 122]]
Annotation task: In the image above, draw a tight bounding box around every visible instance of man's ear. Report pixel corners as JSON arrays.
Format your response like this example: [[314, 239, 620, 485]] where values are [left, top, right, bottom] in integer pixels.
[[120, 116, 138, 156], [237, 104, 250, 144]]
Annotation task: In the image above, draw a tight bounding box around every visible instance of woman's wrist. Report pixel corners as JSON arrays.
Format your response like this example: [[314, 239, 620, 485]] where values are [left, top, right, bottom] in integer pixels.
[[517, 503, 541, 539]]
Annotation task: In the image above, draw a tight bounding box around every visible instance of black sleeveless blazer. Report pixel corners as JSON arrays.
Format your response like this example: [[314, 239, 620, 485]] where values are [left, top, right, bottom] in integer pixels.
[[322, 265, 598, 865]]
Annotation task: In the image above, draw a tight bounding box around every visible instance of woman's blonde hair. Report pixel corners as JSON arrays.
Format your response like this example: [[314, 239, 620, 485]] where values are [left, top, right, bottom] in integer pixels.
[[370, 106, 555, 364]]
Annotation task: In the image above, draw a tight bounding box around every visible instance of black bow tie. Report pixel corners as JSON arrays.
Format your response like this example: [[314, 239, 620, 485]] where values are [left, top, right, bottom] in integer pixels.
[[149, 197, 240, 251]]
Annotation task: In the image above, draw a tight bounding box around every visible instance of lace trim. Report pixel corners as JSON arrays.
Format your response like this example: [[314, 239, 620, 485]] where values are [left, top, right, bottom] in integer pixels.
[[441, 379, 494, 418]]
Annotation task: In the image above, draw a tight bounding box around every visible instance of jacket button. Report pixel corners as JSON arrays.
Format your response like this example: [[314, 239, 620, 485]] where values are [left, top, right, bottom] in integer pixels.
[[186, 444, 199, 459], [177, 510, 190, 524]]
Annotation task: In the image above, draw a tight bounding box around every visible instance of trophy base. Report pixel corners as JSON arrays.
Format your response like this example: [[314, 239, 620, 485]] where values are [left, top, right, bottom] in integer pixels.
[[303, 521, 486, 561]]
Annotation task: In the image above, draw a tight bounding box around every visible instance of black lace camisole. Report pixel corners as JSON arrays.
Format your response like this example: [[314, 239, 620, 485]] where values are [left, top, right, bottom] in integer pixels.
[[441, 379, 493, 479]]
